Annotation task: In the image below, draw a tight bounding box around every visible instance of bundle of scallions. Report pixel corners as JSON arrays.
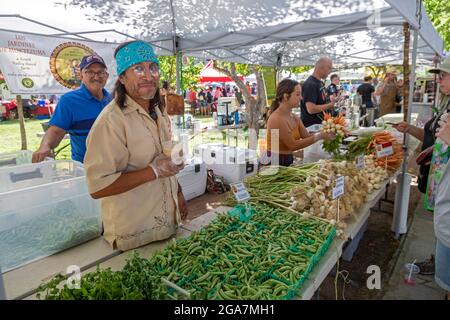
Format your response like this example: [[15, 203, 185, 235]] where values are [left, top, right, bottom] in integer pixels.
[[225, 164, 320, 212]]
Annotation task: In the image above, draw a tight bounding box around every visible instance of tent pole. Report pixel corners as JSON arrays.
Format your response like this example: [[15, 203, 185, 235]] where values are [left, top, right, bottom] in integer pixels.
[[392, 25, 418, 238], [275, 53, 282, 86], [175, 52, 183, 130], [16, 95, 27, 150]]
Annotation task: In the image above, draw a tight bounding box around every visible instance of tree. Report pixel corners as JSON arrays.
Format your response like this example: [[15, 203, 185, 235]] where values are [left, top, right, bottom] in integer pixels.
[[158, 56, 203, 93], [423, 0, 450, 51], [366, 65, 387, 80], [212, 61, 266, 149], [284, 66, 313, 78]]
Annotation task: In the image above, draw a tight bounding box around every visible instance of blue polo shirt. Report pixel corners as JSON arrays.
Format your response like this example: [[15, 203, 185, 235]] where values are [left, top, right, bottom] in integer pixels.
[[49, 84, 112, 163]]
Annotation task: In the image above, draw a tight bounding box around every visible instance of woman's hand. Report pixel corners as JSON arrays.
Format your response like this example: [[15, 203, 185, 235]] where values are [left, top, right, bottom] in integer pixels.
[[392, 121, 410, 133], [318, 131, 336, 141]]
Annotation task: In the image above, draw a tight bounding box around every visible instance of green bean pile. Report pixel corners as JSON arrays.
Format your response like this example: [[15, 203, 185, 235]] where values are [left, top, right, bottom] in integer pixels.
[[0, 199, 101, 271], [148, 203, 335, 300], [36, 203, 334, 300]]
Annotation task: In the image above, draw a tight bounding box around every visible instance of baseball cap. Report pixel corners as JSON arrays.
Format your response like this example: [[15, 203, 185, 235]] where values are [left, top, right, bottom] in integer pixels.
[[428, 55, 450, 74], [79, 54, 107, 70]]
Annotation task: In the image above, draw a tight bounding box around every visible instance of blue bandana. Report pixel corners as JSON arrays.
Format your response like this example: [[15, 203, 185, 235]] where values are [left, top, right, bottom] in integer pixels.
[[115, 41, 159, 75]]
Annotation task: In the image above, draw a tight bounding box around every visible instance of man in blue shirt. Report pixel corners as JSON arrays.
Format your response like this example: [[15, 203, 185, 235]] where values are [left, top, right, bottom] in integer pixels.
[[32, 54, 112, 163]]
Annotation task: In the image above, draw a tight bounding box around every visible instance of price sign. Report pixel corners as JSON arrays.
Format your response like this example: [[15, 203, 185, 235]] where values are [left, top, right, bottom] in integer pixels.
[[230, 183, 251, 203], [332, 176, 345, 199], [376, 142, 394, 158], [356, 154, 365, 170]]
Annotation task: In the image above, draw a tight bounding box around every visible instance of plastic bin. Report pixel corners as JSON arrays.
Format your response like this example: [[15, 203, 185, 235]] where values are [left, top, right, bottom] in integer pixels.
[[0, 160, 84, 193], [176, 158, 207, 201], [302, 141, 332, 164], [0, 161, 101, 272], [0, 150, 34, 168]]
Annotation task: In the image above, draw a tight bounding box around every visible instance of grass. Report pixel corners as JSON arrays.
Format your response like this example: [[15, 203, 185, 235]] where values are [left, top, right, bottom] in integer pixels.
[[0, 116, 265, 161], [0, 119, 71, 160]]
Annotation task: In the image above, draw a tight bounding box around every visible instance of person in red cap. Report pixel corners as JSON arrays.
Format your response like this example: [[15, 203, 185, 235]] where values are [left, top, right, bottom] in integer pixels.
[[32, 54, 111, 163]]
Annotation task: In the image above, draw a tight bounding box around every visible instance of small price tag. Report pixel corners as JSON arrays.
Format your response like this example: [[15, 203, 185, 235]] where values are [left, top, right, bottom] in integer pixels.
[[376, 142, 394, 158], [230, 183, 251, 203], [356, 154, 365, 170], [332, 176, 345, 199]]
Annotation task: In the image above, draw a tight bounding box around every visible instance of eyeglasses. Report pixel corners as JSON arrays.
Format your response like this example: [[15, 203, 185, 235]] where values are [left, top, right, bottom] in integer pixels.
[[84, 70, 108, 78], [131, 64, 159, 77]]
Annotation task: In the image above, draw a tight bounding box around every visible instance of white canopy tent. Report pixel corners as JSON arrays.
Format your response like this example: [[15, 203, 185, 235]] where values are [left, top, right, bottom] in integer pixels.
[[3, 1, 441, 65], [38, 0, 441, 65]]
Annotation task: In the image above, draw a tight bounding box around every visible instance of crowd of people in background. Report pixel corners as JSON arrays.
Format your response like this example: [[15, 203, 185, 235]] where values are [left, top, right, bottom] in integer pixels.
[[185, 83, 249, 116]]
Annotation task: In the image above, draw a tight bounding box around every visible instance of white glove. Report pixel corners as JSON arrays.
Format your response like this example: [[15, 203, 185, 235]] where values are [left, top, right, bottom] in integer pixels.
[[149, 154, 180, 179]]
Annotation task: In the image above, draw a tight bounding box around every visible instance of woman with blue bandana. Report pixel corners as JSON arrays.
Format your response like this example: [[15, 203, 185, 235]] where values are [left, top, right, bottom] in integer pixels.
[[84, 40, 189, 251]]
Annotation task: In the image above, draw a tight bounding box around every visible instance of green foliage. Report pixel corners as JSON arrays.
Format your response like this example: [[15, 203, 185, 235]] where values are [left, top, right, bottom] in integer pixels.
[[36, 252, 165, 300], [214, 61, 252, 77], [234, 63, 252, 76], [423, 0, 450, 51], [262, 67, 277, 100], [344, 134, 373, 161], [284, 66, 313, 75], [322, 134, 344, 159], [158, 55, 203, 92]]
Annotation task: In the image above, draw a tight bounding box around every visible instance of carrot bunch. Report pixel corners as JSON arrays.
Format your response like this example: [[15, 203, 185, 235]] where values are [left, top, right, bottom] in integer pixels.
[[367, 131, 404, 172]]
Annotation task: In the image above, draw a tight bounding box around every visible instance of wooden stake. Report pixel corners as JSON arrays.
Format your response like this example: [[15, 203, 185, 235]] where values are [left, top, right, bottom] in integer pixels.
[[16, 95, 27, 150], [337, 198, 340, 222]]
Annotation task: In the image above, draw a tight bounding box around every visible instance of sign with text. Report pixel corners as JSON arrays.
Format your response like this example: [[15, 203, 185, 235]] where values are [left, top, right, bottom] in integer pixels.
[[332, 175, 345, 199], [230, 183, 251, 203], [376, 142, 394, 158], [0, 30, 118, 94]]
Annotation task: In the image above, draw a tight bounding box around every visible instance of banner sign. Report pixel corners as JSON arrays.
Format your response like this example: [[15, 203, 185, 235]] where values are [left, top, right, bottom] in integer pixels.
[[0, 30, 118, 94]]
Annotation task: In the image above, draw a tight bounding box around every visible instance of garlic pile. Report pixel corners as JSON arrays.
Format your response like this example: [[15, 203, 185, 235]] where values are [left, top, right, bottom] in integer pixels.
[[284, 158, 390, 237]]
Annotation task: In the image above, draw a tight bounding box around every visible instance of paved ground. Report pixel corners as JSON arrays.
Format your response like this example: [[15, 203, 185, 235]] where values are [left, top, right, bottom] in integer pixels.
[[383, 194, 446, 300]]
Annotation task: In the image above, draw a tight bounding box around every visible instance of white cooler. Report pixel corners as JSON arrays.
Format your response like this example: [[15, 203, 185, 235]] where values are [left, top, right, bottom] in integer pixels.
[[204, 146, 258, 184], [193, 143, 226, 163], [176, 158, 207, 201]]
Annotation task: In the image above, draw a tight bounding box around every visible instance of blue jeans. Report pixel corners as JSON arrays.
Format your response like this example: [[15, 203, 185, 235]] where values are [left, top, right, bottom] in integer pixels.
[[435, 239, 450, 292]]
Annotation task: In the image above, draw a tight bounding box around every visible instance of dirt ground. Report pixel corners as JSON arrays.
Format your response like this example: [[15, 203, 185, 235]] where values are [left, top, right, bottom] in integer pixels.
[[184, 192, 229, 221], [315, 181, 422, 300], [314, 148, 423, 300], [183, 147, 423, 300]]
